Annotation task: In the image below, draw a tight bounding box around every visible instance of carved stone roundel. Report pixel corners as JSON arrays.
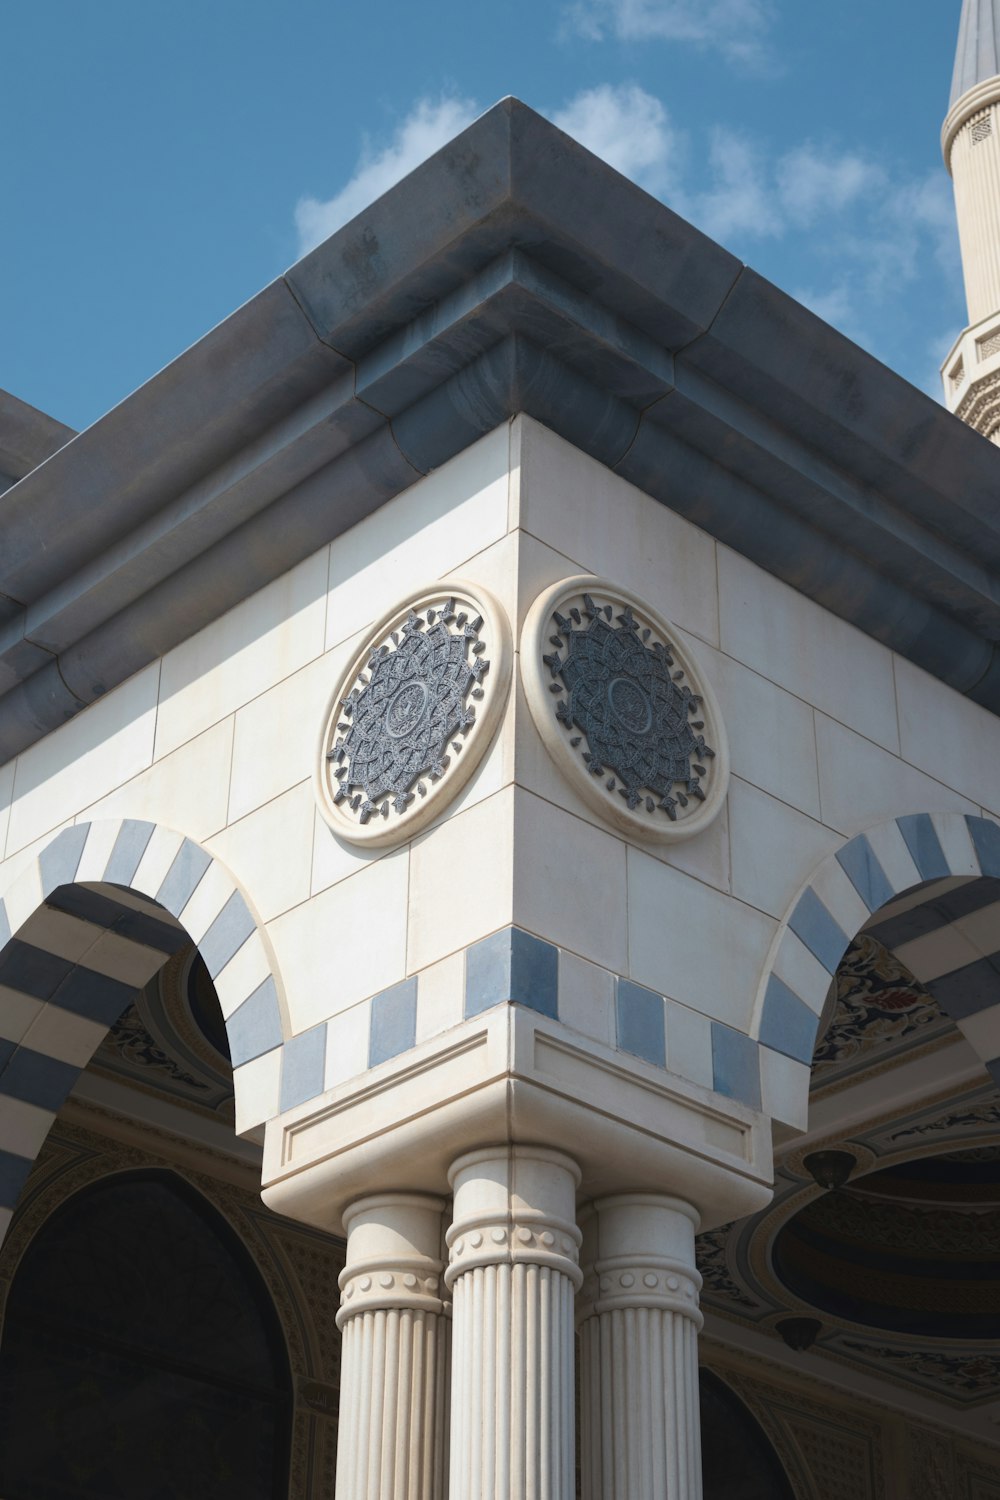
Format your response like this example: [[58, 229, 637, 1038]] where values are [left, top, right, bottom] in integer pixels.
[[522, 576, 729, 842], [315, 582, 512, 847]]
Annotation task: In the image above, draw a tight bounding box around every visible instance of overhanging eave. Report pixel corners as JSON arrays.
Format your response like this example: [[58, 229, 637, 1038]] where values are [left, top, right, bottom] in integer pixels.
[[2, 97, 1000, 763]]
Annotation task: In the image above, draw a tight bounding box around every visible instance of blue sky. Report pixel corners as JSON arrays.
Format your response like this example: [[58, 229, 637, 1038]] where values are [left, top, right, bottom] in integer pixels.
[[2, 0, 967, 432]]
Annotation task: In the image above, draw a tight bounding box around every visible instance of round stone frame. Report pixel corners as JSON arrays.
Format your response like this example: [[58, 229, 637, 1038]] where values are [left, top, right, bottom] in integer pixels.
[[521, 575, 730, 843], [315, 581, 512, 848]]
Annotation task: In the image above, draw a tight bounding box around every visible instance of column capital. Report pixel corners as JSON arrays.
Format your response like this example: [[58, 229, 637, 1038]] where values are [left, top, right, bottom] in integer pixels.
[[577, 1192, 703, 1326], [337, 1191, 449, 1327], [446, 1146, 582, 1288]]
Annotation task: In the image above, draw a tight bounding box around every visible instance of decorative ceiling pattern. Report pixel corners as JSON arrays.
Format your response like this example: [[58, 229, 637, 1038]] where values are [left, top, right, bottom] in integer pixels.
[[89, 945, 235, 1120], [696, 1082, 1000, 1406], [810, 932, 955, 1096]]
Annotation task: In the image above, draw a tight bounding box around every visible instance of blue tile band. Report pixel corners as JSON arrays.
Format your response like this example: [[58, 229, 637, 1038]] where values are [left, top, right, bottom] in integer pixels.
[[103, 819, 155, 887], [38, 825, 90, 894], [227, 977, 284, 1067], [615, 979, 666, 1068], [759, 974, 820, 1065], [465, 927, 558, 1020], [836, 835, 894, 914], [370, 978, 418, 1067], [789, 888, 849, 975], [896, 814, 949, 883], [280, 1024, 328, 1112], [711, 1023, 762, 1110]]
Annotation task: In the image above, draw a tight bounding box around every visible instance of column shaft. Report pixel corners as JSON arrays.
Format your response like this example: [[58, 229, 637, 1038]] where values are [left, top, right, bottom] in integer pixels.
[[447, 1147, 582, 1500], [577, 1194, 703, 1500], [335, 1193, 450, 1500]]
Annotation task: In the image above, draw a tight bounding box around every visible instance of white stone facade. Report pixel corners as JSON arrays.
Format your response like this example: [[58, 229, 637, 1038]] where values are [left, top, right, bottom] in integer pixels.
[[4, 415, 1000, 1489], [4, 416, 999, 1153]]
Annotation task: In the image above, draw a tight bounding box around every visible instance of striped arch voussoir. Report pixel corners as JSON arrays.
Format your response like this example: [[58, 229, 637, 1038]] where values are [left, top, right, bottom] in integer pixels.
[[755, 813, 1000, 1126], [0, 818, 287, 1237]]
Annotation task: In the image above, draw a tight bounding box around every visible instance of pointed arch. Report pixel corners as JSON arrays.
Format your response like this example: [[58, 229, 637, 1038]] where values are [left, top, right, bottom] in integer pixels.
[[753, 813, 1000, 1127], [0, 819, 288, 1240]]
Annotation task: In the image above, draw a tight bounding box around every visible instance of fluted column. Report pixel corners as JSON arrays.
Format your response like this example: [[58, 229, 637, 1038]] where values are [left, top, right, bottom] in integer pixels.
[[446, 1146, 582, 1500], [577, 1194, 704, 1500], [335, 1193, 451, 1500]]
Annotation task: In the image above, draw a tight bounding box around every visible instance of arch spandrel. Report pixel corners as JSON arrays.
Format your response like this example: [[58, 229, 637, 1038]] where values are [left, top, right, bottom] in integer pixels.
[[0, 817, 289, 1243], [753, 812, 1000, 1131]]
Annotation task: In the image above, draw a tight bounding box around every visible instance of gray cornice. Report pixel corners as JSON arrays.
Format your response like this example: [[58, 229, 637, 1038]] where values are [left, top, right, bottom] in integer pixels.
[[0, 390, 75, 498], [2, 98, 1000, 763]]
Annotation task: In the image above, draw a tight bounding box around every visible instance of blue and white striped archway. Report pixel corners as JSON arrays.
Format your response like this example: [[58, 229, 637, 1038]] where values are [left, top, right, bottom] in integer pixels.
[[0, 818, 288, 1241], [754, 812, 1000, 1099]]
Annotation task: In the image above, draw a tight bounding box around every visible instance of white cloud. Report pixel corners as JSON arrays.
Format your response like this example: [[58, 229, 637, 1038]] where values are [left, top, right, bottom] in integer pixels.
[[563, 0, 776, 68], [687, 128, 783, 241], [551, 83, 685, 198], [776, 145, 882, 227], [294, 94, 480, 255]]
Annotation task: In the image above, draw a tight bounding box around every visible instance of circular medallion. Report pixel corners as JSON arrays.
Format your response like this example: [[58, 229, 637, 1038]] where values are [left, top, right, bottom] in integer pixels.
[[521, 576, 729, 842], [315, 582, 511, 846]]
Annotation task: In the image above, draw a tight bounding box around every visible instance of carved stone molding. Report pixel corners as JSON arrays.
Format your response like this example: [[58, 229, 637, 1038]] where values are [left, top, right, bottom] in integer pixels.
[[315, 581, 511, 847], [521, 575, 728, 841]]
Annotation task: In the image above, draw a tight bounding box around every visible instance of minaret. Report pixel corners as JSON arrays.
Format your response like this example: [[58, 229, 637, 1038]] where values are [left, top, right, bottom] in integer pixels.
[[942, 0, 1000, 439]]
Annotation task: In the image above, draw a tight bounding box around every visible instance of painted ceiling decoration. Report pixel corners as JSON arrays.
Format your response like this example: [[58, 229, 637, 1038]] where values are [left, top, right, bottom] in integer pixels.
[[811, 932, 955, 1095], [90, 945, 235, 1121], [697, 1081, 1000, 1406]]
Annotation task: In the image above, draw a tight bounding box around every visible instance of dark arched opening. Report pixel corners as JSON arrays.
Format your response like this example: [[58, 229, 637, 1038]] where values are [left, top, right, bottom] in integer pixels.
[[0, 1169, 292, 1500], [701, 1367, 797, 1499]]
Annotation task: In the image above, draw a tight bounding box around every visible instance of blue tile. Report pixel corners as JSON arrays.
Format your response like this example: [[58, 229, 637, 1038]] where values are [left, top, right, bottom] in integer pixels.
[[929, 958, 1000, 1021], [0, 1149, 33, 1210], [0, 941, 74, 1002], [759, 975, 819, 1065], [0, 900, 10, 951], [0, 1038, 15, 1071], [836, 836, 894, 914], [103, 819, 155, 886], [465, 929, 513, 1018], [38, 824, 90, 895], [896, 815, 950, 883], [199, 891, 255, 978], [0, 1046, 79, 1112], [156, 840, 212, 918], [711, 1024, 761, 1110], [968, 816, 1000, 878], [465, 928, 558, 1019], [280, 1025, 327, 1111], [369, 978, 418, 1066], [227, 977, 283, 1067], [616, 979, 666, 1067], [509, 929, 558, 1019], [789, 888, 848, 974]]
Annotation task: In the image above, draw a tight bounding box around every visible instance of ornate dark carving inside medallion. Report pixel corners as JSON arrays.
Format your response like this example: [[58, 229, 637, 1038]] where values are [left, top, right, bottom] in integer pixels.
[[317, 584, 510, 847], [328, 600, 488, 825], [544, 592, 715, 822]]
